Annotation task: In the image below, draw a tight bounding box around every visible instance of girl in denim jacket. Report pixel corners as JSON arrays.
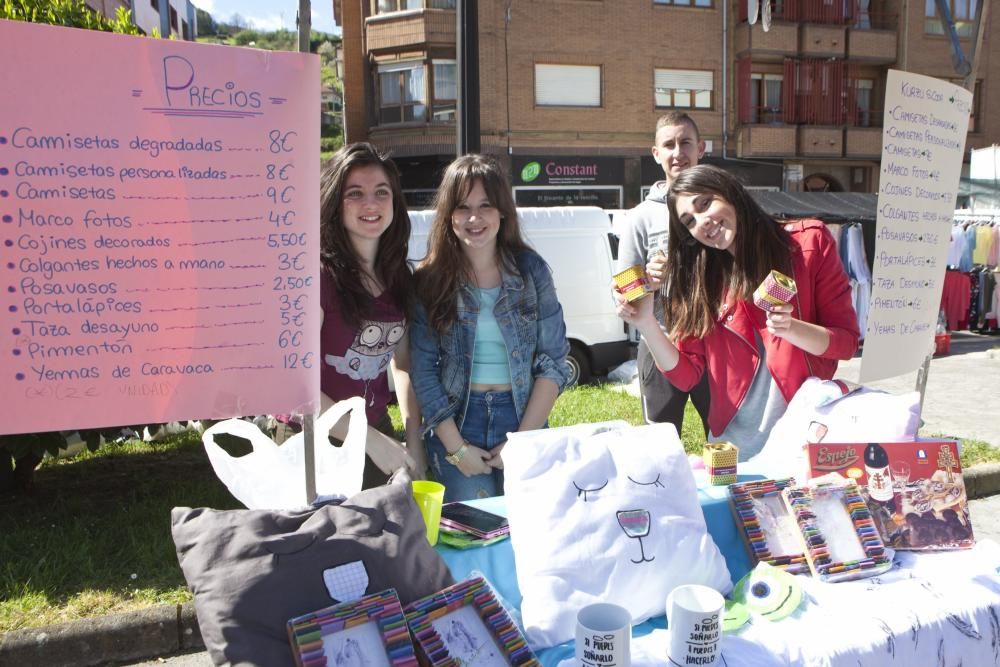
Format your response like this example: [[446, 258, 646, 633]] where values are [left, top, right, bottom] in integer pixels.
[[410, 155, 571, 502]]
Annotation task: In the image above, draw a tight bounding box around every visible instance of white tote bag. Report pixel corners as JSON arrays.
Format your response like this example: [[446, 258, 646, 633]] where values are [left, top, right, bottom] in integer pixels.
[[502, 421, 732, 648]]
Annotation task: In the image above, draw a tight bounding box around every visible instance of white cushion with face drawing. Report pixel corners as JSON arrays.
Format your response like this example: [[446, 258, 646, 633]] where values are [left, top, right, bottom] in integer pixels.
[[501, 421, 732, 648]]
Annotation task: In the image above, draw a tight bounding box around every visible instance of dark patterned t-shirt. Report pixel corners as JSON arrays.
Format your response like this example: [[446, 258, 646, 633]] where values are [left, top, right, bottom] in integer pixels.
[[321, 268, 406, 423]]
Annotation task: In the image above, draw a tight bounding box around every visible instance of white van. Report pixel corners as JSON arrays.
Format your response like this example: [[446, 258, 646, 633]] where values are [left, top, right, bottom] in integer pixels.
[[407, 207, 631, 386]]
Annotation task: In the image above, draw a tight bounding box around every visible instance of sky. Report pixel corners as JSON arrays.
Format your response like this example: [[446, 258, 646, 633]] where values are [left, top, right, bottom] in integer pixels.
[[193, 0, 341, 35]]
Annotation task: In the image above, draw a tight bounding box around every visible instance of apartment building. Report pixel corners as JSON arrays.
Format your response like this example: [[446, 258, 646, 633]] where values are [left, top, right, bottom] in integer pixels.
[[86, 0, 198, 40], [333, 0, 998, 208]]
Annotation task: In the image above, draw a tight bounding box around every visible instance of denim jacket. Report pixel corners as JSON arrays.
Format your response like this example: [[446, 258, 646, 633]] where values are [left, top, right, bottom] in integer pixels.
[[410, 249, 571, 434]]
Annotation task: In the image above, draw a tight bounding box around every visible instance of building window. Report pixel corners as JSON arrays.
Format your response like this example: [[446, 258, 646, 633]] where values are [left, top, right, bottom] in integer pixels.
[[182, 20, 190, 40], [150, 0, 159, 10], [749, 73, 782, 123], [169, 6, 178, 31], [655, 69, 713, 109], [431, 60, 456, 122], [655, 0, 712, 6], [376, 0, 454, 13], [855, 79, 874, 127], [925, 0, 978, 37], [535, 64, 601, 107], [378, 62, 426, 124]]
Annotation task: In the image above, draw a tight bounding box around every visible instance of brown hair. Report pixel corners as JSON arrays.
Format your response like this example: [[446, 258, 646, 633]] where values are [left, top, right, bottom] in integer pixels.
[[415, 154, 529, 332], [655, 111, 701, 140], [664, 165, 792, 338], [319, 142, 412, 327]]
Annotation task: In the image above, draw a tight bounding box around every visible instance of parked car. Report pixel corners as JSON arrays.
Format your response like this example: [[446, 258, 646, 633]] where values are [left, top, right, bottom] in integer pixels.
[[407, 207, 632, 386]]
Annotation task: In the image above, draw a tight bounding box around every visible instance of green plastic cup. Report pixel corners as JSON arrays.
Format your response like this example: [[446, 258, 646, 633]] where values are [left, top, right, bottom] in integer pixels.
[[411, 480, 445, 545]]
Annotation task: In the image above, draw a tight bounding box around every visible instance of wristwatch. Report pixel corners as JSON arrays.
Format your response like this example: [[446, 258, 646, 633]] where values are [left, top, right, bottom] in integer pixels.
[[445, 442, 469, 466]]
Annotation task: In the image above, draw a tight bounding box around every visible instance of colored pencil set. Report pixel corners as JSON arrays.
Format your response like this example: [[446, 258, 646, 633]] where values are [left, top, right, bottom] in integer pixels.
[[728, 478, 810, 575], [782, 481, 892, 583], [287, 588, 418, 667], [404, 576, 539, 666]]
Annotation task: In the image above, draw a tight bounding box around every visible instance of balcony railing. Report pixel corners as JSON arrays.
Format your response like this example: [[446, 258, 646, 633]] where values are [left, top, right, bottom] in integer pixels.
[[744, 104, 882, 128], [740, 1, 897, 29]]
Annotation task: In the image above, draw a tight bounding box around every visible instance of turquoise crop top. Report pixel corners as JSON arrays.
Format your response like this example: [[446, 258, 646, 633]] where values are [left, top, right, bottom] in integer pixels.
[[471, 287, 512, 385]]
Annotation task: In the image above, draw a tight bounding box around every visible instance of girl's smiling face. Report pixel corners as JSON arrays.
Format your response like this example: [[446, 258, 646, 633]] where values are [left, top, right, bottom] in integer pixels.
[[451, 180, 501, 253], [341, 164, 394, 245], [674, 191, 738, 254]]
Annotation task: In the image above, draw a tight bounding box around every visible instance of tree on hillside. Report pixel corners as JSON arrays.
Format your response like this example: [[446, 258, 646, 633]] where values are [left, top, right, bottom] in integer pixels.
[[195, 6, 217, 35], [228, 12, 249, 30], [1, 0, 140, 34]]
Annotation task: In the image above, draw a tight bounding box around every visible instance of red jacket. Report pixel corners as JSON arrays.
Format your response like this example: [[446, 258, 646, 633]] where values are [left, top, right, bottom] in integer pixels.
[[663, 220, 860, 436]]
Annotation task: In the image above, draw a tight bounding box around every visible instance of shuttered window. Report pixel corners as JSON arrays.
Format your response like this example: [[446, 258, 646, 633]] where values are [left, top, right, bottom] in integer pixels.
[[654, 69, 713, 109], [377, 62, 426, 124], [534, 64, 601, 107]]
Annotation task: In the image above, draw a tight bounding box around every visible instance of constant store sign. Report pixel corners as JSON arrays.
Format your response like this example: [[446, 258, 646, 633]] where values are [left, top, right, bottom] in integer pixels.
[[514, 156, 624, 186]]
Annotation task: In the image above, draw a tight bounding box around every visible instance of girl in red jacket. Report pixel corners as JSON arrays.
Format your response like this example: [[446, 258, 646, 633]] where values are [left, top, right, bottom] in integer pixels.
[[618, 165, 860, 459]]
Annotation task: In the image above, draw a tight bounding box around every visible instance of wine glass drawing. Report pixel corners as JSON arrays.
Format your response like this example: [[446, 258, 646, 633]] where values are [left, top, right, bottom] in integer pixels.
[[617, 509, 655, 564]]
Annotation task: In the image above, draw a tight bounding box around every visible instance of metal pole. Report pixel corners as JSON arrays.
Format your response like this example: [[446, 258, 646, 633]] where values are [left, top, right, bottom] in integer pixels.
[[297, 0, 311, 53], [962, 0, 988, 93], [934, 0, 971, 76], [456, 0, 480, 156], [297, 0, 317, 505]]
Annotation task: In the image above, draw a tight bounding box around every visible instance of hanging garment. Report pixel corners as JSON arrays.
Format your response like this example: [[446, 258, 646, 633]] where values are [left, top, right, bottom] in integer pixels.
[[840, 224, 871, 340], [940, 270, 972, 331], [973, 225, 993, 266], [988, 225, 999, 268], [968, 268, 982, 330], [948, 225, 968, 268], [961, 225, 976, 272], [992, 270, 1000, 323]]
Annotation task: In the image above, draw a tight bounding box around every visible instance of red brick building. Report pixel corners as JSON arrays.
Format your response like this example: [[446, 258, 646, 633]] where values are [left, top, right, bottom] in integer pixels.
[[333, 0, 997, 208]]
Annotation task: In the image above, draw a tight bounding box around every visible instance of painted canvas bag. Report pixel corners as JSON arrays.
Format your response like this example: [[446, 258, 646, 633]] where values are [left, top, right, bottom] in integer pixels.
[[502, 421, 732, 647]]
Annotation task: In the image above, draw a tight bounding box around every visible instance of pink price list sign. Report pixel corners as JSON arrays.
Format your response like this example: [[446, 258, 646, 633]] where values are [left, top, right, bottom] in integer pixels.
[[0, 20, 320, 434]]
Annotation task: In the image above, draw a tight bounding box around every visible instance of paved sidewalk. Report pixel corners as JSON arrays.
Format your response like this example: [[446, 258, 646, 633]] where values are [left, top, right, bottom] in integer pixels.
[[834, 333, 1000, 445]]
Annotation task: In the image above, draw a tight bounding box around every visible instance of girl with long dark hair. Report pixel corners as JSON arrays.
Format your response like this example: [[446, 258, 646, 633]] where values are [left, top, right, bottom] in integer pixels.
[[317, 142, 424, 485], [617, 165, 860, 459]]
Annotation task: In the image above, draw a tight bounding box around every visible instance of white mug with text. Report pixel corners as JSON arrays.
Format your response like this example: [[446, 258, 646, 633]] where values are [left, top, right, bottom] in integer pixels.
[[576, 602, 632, 667], [666, 584, 724, 667]]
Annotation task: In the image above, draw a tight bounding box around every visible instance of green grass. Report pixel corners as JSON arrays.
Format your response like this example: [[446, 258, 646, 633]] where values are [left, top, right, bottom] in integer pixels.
[[1, 383, 995, 632], [0, 432, 239, 632]]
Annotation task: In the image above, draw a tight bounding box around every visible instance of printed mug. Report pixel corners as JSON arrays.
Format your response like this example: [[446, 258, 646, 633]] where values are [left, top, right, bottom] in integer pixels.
[[666, 584, 724, 667], [576, 602, 632, 667]]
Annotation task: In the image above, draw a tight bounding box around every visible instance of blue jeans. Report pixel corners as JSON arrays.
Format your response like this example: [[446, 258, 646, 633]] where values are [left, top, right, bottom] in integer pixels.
[[426, 390, 518, 503]]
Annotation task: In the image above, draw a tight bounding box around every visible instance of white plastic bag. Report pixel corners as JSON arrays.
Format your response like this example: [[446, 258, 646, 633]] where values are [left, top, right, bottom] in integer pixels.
[[202, 397, 368, 510]]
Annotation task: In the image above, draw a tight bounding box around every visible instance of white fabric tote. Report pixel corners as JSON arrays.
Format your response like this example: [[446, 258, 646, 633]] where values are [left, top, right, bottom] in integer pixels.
[[502, 421, 732, 648]]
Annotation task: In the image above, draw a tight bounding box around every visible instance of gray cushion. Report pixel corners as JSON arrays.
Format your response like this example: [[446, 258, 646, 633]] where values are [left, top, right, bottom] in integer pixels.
[[171, 474, 454, 666]]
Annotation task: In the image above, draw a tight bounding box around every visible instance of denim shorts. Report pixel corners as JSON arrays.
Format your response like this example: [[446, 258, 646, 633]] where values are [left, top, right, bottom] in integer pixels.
[[426, 390, 518, 503]]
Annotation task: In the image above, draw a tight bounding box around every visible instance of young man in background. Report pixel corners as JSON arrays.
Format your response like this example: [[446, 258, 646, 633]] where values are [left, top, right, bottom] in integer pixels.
[[617, 111, 711, 436]]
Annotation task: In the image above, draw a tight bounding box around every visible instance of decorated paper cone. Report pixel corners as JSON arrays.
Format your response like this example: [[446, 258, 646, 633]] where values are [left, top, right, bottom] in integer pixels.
[[753, 270, 797, 312], [613, 265, 651, 303], [704, 442, 739, 485]]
